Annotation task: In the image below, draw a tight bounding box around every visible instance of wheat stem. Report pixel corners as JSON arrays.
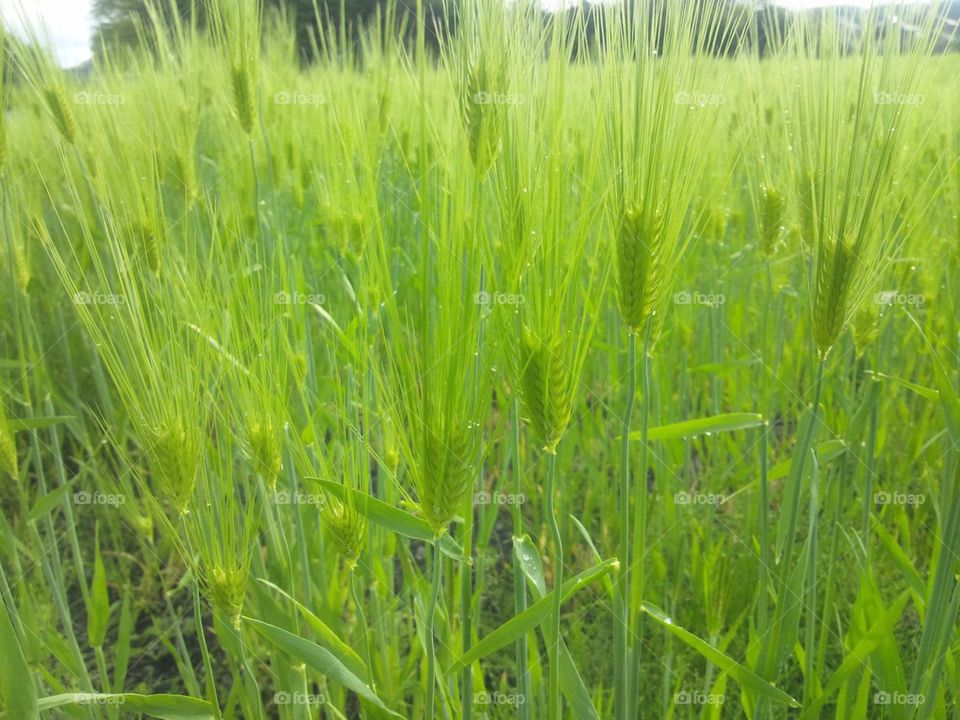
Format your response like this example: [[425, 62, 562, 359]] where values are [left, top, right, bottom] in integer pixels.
[[461, 267, 486, 720], [350, 568, 376, 692], [234, 622, 264, 720], [628, 318, 654, 717], [425, 541, 443, 720], [758, 259, 774, 635], [615, 329, 636, 720], [803, 448, 819, 707], [181, 524, 222, 719], [758, 424, 771, 632], [512, 397, 530, 720], [545, 449, 562, 720]]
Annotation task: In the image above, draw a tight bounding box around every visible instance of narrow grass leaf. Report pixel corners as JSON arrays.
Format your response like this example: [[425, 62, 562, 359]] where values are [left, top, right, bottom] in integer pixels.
[[27, 477, 79, 522], [255, 579, 366, 677], [799, 591, 911, 719], [570, 515, 615, 598], [640, 602, 799, 708], [244, 617, 402, 718], [513, 532, 600, 717], [450, 559, 618, 673], [768, 440, 847, 483], [627, 413, 763, 442], [0, 596, 37, 719], [8, 416, 74, 432], [35, 693, 214, 719], [87, 523, 110, 648], [512, 534, 546, 598], [873, 524, 925, 603], [863, 372, 939, 403], [114, 588, 134, 690]]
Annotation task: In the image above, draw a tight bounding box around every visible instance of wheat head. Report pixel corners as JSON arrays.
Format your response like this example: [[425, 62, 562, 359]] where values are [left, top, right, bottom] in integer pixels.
[[231, 60, 257, 135], [518, 325, 574, 454], [146, 419, 201, 513], [812, 234, 856, 357], [759, 186, 786, 257], [0, 404, 16, 482], [323, 497, 367, 570], [44, 84, 77, 144], [245, 417, 281, 489], [616, 205, 666, 336], [417, 421, 475, 532], [208, 564, 247, 630]]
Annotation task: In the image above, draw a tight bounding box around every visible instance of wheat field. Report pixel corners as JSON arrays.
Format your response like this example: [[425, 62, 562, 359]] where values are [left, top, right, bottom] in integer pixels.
[[1, 0, 959, 718]]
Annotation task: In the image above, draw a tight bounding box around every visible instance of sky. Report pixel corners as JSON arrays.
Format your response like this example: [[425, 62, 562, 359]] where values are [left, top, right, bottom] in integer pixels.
[[0, 0, 94, 66], [0, 0, 936, 68]]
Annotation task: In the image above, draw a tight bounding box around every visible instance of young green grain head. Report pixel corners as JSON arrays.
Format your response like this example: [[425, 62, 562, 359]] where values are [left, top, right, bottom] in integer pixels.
[[616, 205, 666, 337], [417, 420, 476, 530], [145, 417, 201, 514], [518, 325, 573, 454], [454, 0, 512, 177], [811, 234, 857, 357], [186, 431, 260, 633], [759, 186, 787, 257], [207, 564, 247, 630], [230, 59, 257, 135], [786, 3, 945, 357], [210, 0, 261, 135], [0, 400, 17, 482], [171, 148, 197, 201], [244, 415, 281, 489], [460, 59, 502, 176], [131, 220, 162, 275], [13, 241, 31, 294], [43, 83, 77, 145], [373, 210, 488, 535], [322, 497, 367, 571]]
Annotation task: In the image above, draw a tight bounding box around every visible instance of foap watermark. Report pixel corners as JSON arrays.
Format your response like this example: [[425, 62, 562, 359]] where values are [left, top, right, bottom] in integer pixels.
[[74, 291, 126, 306], [674, 290, 725, 308], [74, 91, 126, 106], [874, 91, 924, 106], [273, 491, 324, 506], [74, 491, 126, 507], [874, 691, 925, 706], [675, 91, 725, 107], [874, 290, 925, 307], [472, 91, 525, 106], [674, 491, 726, 507], [474, 491, 526, 506], [474, 291, 525, 308], [274, 91, 326, 106], [874, 491, 925, 506], [473, 691, 526, 706], [674, 691, 725, 706], [275, 291, 326, 305], [274, 692, 326, 706], [77, 695, 126, 706]]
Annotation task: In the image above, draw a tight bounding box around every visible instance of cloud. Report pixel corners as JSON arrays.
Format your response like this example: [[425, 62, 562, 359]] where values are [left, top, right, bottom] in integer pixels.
[[0, 0, 93, 67], [773, 0, 931, 8]]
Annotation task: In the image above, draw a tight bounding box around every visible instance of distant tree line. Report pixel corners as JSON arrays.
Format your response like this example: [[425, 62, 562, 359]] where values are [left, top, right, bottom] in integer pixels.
[[81, 0, 960, 64], [91, 0, 452, 61]]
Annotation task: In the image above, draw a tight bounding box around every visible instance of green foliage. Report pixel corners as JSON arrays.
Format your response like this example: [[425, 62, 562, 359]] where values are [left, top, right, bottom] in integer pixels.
[[0, 1, 958, 719]]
